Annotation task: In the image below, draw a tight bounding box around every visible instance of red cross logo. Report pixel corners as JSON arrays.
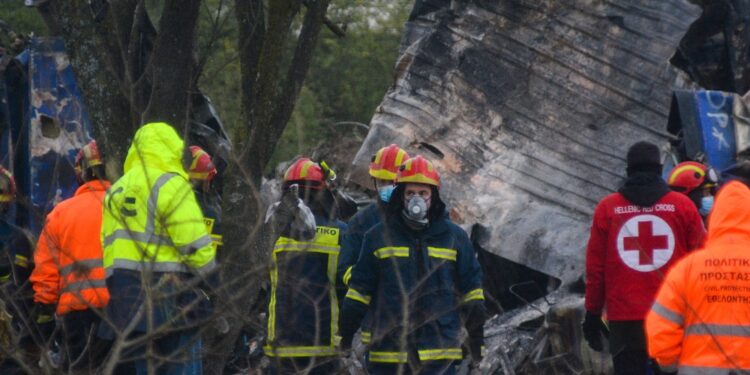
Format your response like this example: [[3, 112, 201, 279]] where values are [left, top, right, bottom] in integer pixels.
[[616, 215, 675, 272], [623, 221, 669, 265]]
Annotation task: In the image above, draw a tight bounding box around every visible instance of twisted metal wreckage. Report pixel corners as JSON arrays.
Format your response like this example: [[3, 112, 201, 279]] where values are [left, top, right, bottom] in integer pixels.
[[348, 0, 750, 373]]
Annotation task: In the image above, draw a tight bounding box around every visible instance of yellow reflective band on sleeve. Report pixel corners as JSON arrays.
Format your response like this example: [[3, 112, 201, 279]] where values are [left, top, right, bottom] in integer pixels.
[[369, 351, 408, 363], [14, 254, 29, 268], [462, 288, 485, 303], [374, 246, 409, 259], [263, 345, 337, 357], [343, 266, 353, 286], [267, 252, 279, 342], [427, 247, 457, 261], [345, 288, 372, 305], [361, 331, 371, 344], [0, 274, 9, 282], [418, 348, 463, 361]]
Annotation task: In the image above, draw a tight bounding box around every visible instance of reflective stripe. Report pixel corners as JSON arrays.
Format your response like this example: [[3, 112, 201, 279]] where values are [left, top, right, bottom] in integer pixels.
[[105, 257, 216, 277], [651, 302, 684, 326], [374, 247, 409, 259], [685, 323, 750, 337], [678, 365, 750, 375], [659, 362, 678, 373], [102, 229, 172, 248], [146, 173, 178, 233], [462, 288, 485, 303], [176, 235, 213, 255], [427, 247, 457, 261], [343, 266, 353, 286], [263, 345, 337, 357], [60, 259, 104, 277], [60, 279, 107, 293], [272, 243, 340, 255], [327, 246, 339, 346], [14, 254, 29, 268], [361, 331, 371, 344], [346, 288, 371, 305], [369, 351, 408, 363], [418, 348, 463, 361], [268, 251, 279, 342]]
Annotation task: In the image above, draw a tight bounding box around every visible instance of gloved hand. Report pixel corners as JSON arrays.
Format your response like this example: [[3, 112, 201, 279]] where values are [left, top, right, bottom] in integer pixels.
[[582, 311, 609, 352], [33, 303, 55, 325]]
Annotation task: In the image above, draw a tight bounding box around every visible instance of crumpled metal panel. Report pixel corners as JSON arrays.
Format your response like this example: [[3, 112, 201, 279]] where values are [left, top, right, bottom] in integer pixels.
[[350, 0, 701, 284], [18, 38, 92, 235]]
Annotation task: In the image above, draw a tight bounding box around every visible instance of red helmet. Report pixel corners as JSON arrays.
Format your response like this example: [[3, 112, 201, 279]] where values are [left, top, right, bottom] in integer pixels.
[[283, 158, 326, 189], [369, 144, 409, 181], [0, 166, 16, 203], [188, 146, 217, 182], [75, 140, 104, 179], [668, 161, 717, 194], [396, 155, 440, 187]]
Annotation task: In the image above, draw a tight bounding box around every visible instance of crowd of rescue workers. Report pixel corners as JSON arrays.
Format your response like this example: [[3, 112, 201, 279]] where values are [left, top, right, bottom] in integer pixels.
[[0, 122, 745, 375]]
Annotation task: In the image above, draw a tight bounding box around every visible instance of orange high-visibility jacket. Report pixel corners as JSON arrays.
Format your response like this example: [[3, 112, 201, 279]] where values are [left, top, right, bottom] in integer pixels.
[[30, 180, 111, 315], [646, 180, 750, 374]]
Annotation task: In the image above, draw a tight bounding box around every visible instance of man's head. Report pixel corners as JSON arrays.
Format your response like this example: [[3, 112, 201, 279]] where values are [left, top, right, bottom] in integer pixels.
[[369, 144, 409, 202], [75, 140, 106, 183], [668, 161, 718, 215], [0, 166, 15, 213], [626, 141, 662, 176], [389, 155, 443, 224], [188, 146, 217, 192]]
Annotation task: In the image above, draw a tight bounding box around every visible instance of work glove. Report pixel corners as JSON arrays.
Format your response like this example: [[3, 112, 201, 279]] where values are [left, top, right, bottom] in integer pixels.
[[32, 303, 56, 342], [582, 311, 609, 352]]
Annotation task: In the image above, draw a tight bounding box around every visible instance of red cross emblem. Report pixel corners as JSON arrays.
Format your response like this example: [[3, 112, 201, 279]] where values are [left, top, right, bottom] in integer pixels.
[[616, 215, 675, 272]]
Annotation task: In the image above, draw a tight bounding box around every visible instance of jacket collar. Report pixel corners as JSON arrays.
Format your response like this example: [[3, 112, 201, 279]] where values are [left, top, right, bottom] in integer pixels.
[[75, 180, 111, 196]]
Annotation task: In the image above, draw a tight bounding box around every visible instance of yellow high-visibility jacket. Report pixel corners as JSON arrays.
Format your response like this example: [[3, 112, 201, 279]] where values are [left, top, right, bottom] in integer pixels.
[[101, 122, 216, 275]]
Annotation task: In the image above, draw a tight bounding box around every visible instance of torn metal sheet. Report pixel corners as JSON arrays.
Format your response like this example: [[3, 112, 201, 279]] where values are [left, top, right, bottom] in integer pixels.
[[350, 0, 702, 285], [4, 37, 93, 235]]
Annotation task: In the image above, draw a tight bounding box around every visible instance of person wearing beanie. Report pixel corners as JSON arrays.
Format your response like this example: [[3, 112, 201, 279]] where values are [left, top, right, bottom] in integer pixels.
[[582, 141, 705, 375]]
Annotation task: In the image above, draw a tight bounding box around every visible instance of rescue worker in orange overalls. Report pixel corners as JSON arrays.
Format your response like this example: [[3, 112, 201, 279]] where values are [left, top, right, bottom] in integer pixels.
[[646, 172, 750, 374], [30, 140, 111, 372]]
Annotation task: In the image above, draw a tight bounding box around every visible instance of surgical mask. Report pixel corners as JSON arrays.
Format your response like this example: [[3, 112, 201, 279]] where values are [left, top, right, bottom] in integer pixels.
[[700, 196, 714, 216], [405, 196, 428, 222], [378, 185, 395, 202]]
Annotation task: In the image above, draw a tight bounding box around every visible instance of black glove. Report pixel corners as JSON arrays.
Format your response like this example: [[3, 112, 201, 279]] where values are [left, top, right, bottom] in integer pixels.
[[582, 311, 609, 352]]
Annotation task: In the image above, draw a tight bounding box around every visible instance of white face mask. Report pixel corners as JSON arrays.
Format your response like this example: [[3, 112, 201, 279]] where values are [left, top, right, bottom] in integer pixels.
[[405, 196, 428, 221]]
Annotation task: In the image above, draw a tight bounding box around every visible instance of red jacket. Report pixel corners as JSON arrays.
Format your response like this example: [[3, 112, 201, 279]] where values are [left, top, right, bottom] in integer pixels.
[[585, 191, 705, 320], [30, 180, 111, 315]]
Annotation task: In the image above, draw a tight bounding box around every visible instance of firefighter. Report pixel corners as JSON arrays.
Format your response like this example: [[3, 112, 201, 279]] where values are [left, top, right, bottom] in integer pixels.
[[0, 166, 34, 373], [29, 140, 110, 371], [188, 146, 222, 254], [646, 178, 750, 374], [99, 122, 217, 374], [667, 161, 718, 219], [338, 144, 408, 345], [583, 141, 705, 375], [340, 155, 486, 375], [264, 157, 348, 374]]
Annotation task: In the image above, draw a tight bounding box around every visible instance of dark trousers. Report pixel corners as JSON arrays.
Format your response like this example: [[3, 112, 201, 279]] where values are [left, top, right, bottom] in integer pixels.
[[367, 361, 456, 375], [609, 320, 663, 375], [61, 309, 110, 372], [114, 328, 202, 375], [267, 356, 338, 374]]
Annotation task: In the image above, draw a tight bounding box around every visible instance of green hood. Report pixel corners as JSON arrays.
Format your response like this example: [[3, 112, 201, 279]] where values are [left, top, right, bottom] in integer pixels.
[[123, 122, 188, 178]]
